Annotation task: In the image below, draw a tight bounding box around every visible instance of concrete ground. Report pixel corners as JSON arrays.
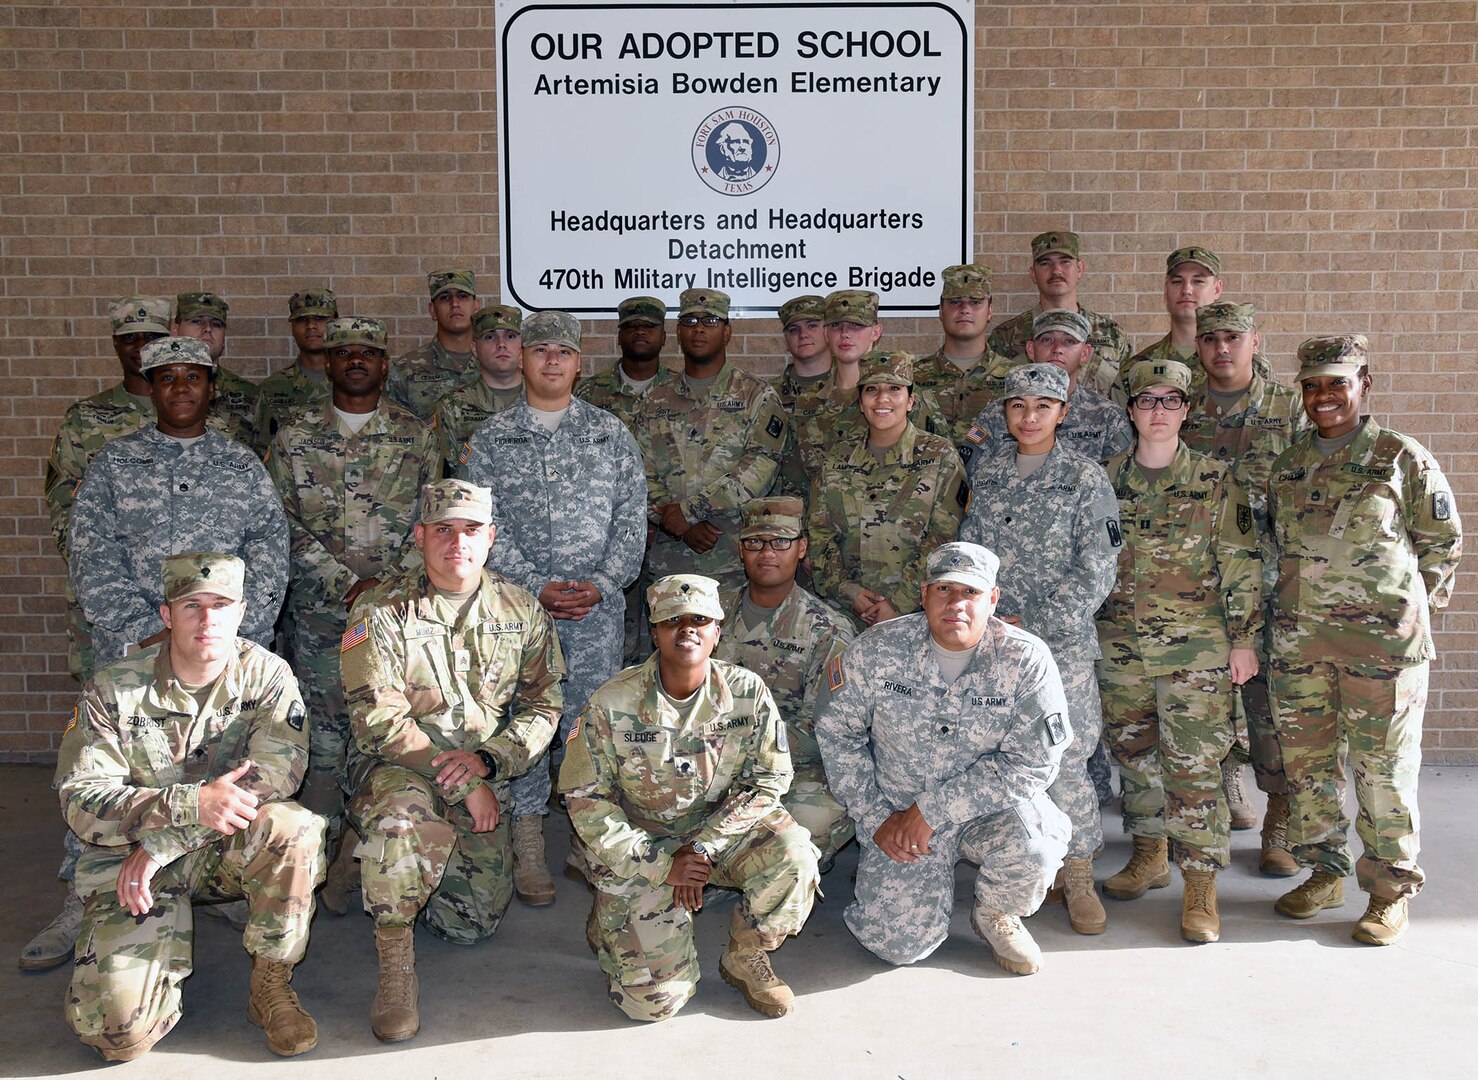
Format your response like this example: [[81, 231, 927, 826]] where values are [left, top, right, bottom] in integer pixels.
[[2, 762, 1474, 1079]]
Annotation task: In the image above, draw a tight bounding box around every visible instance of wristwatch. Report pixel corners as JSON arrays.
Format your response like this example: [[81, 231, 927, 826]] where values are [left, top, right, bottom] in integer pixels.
[[476, 749, 498, 781], [691, 840, 712, 860]]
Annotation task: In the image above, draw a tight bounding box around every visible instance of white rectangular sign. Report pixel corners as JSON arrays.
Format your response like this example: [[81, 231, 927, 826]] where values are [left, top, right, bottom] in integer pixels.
[[496, 0, 974, 317]]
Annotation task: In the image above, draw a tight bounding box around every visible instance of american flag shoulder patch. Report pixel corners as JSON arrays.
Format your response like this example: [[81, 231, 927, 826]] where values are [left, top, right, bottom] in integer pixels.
[[65, 706, 78, 737], [341, 619, 369, 653], [826, 655, 845, 692], [965, 425, 987, 445], [458, 441, 472, 465]]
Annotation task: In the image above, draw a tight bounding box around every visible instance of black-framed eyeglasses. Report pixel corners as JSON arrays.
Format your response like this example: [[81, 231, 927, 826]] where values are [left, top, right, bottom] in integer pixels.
[[678, 315, 727, 327], [740, 537, 796, 551], [1132, 393, 1187, 412]]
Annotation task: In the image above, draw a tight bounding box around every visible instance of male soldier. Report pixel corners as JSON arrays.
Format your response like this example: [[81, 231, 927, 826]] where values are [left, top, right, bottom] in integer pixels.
[[386, 267, 480, 419], [1183, 301, 1308, 868], [988, 231, 1133, 399], [968, 309, 1132, 466], [772, 294, 832, 496], [252, 288, 338, 454], [460, 310, 647, 906], [576, 295, 676, 432], [432, 304, 524, 475], [342, 479, 564, 1042], [172, 291, 261, 445], [638, 288, 789, 598], [814, 543, 1071, 975], [560, 574, 819, 1021], [56, 552, 323, 1061], [267, 316, 437, 906], [714, 497, 855, 871], [785, 289, 879, 493]]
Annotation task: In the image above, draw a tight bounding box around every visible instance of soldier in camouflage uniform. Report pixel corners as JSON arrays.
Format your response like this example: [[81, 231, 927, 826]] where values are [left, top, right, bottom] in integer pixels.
[[459, 310, 647, 906], [386, 268, 480, 419], [714, 497, 856, 870], [783, 290, 880, 497], [1096, 359, 1262, 943], [807, 351, 968, 630], [56, 553, 324, 1061], [576, 295, 677, 432], [342, 479, 564, 1042], [1266, 336, 1462, 945], [559, 574, 819, 1021], [814, 543, 1072, 975], [988, 231, 1133, 401], [432, 304, 524, 475], [252, 288, 337, 454], [959, 363, 1119, 935], [171, 291, 260, 445], [772, 293, 834, 497], [638, 288, 789, 599]]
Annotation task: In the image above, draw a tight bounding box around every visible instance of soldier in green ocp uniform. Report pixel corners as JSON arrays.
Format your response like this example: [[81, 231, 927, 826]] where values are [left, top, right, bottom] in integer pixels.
[[171, 291, 260, 445], [252, 287, 338, 454], [386, 268, 480, 419], [433, 304, 525, 475]]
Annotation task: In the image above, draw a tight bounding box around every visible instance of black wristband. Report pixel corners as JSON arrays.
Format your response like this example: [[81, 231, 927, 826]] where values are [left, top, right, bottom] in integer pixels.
[[477, 749, 498, 781]]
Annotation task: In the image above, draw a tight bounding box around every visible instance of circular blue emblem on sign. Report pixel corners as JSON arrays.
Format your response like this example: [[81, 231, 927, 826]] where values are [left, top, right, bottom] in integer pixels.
[[692, 106, 779, 196]]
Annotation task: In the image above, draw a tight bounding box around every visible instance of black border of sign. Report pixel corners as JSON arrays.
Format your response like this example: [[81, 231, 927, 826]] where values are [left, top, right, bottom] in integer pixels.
[[499, 1, 971, 317]]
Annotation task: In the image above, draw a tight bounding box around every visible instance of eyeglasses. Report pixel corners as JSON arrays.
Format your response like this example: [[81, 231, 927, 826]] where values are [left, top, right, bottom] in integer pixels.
[[1132, 393, 1186, 412], [677, 315, 727, 327], [740, 537, 797, 551]]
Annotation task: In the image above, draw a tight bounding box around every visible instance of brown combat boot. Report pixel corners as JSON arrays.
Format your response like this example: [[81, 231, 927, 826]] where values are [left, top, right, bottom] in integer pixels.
[[1103, 836, 1171, 900], [511, 815, 557, 906], [18, 883, 82, 970], [1352, 896, 1408, 945], [1180, 869, 1220, 943], [1222, 760, 1256, 830], [247, 955, 318, 1056], [1061, 858, 1107, 935], [371, 926, 420, 1042], [719, 910, 794, 1018], [1258, 793, 1299, 877], [1274, 870, 1344, 919], [319, 830, 361, 916]]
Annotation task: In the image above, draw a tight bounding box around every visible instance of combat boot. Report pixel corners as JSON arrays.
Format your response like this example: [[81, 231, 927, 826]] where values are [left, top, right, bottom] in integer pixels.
[[1061, 858, 1107, 935], [1222, 760, 1256, 830], [719, 910, 794, 1018], [511, 815, 557, 906], [18, 883, 82, 970], [1103, 836, 1171, 900], [1352, 896, 1408, 946], [970, 904, 1043, 976], [371, 925, 420, 1042], [1274, 870, 1344, 919], [247, 955, 318, 1056], [1180, 869, 1220, 943], [1258, 793, 1299, 877], [319, 830, 361, 916]]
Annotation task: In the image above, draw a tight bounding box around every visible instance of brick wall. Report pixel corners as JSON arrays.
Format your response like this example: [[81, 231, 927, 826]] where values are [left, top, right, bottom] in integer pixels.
[[2, 0, 1474, 760]]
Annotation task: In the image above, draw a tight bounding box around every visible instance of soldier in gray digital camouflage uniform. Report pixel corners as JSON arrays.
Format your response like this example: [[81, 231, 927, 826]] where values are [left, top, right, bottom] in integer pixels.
[[252, 288, 337, 454], [386, 268, 480, 419], [432, 304, 524, 475]]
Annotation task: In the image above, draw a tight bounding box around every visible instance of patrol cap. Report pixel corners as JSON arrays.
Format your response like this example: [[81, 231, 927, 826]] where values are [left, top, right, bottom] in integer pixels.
[[679, 289, 730, 319], [925, 542, 1000, 592], [940, 264, 993, 301], [739, 496, 804, 541], [777, 294, 826, 328], [288, 288, 337, 319], [858, 350, 914, 388], [647, 574, 725, 623], [110, 295, 172, 337], [824, 289, 879, 327], [617, 296, 666, 327], [522, 310, 581, 350], [427, 267, 476, 300], [1031, 231, 1081, 261], [140, 336, 216, 373], [162, 551, 245, 603], [420, 479, 493, 525], [175, 291, 229, 325], [473, 305, 522, 337], [1297, 334, 1369, 378], [325, 317, 387, 352], [1167, 246, 1222, 276], [1031, 308, 1091, 343], [1002, 363, 1069, 403], [1126, 358, 1193, 396], [1196, 301, 1256, 335]]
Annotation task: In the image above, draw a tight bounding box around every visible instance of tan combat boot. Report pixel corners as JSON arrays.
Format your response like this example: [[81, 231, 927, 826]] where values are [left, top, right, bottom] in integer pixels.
[[371, 925, 420, 1042], [1258, 793, 1299, 877], [719, 910, 794, 1018], [511, 815, 557, 906], [1103, 836, 1171, 900], [1274, 870, 1344, 919], [970, 904, 1043, 976], [1352, 896, 1408, 946], [1180, 869, 1220, 943], [1061, 858, 1107, 935], [247, 955, 318, 1056], [319, 829, 362, 916], [18, 883, 83, 970], [1222, 759, 1256, 830]]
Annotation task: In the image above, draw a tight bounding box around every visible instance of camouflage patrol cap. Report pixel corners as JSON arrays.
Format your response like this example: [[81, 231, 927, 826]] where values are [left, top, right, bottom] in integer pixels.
[[427, 267, 476, 300], [647, 574, 725, 623], [617, 296, 666, 327], [419, 479, 493, 525], [1031, 308, 1092, 343], [1002, 363, 1069, 403], [110, 295, 172, 337], [1196, 301, 1256, 335], [925, 542, 1000, 592], [1126, 358, 1193, 396], [777, 294, 826, 328], [140, 336, 216, 372], [679, 289, 731, 319], [1297, 334, 1369, 378], [473, 305, 522, 336], [1167, 246, 1222, 276], [288, 288, 337, 319], [325, 317, 387, 352], [940, 264, 993, 301], [1031, 231, 1081, 261], [858, 350, 914, 388], [161, 551, 245, 603], [824, 289, 879, 327], [739, 496, 805, 540], [175, 291, 229, 325], [522, 310, 581, 350]]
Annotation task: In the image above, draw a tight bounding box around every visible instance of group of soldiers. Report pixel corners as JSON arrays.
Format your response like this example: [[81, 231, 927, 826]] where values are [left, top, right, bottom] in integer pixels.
[[25, 231, 1463, 1059]]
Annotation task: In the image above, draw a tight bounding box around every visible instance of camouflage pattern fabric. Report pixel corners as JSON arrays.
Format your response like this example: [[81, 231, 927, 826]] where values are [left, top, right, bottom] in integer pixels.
[[909, 347, 1019, 471], [774, 363, 842, 499], [968, 382, 1132, 465], [575, 364, 677, 435], [251, 362, 330, 455], [989, 304, 1132, 404], [433, 378, 524, 476], [211, 366, 261, 448], [386, 338, 478, 420]]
